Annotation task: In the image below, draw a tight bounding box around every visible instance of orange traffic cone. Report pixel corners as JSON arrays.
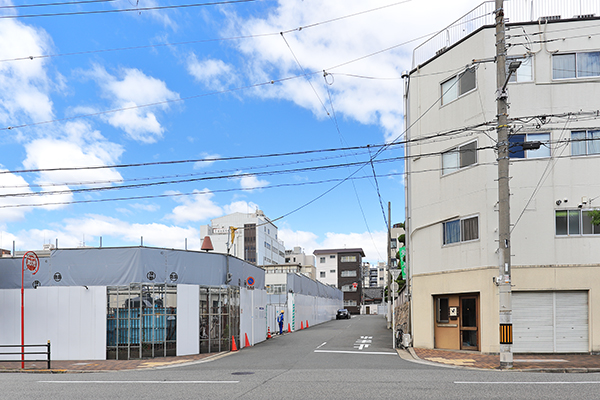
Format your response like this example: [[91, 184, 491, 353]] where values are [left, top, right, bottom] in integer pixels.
[[245, 333, 251, 347], [267, 327, 272, 339], [300, 321, 304, 330], [306, 320, 309, 328], [231, 335, 238, 351], [288, 323, 291, 333]]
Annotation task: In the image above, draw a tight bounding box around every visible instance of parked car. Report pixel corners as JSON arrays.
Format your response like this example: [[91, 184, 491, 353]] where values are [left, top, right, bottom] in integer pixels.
[[336, 309, 351, 319]]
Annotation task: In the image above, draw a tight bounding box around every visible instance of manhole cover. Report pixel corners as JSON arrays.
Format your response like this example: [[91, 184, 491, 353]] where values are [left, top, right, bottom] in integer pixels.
[[231, 372, 255, 375]]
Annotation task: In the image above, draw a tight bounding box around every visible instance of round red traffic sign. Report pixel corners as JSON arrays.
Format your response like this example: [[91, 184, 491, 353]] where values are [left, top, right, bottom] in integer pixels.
[[352, 282, 357, 289], [22, 251, 40, 275]]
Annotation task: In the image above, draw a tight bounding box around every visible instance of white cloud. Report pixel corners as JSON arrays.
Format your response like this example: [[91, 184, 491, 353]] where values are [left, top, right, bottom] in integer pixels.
[[279, 226, 388, 263], [223, 200, 259, 215], [187, 54, 238, 90], [0, 169, 36, 222], [61, 214, 200, 249], [164, 189, 223, 224], [86, 65, 179, 143], [233, 173, 269, 191], [226, 0, 479, 141], [130, 203, 160, 212], [0, 19, 54, 125], [23, 121, 124, 188], [193, 153, 221, 169]]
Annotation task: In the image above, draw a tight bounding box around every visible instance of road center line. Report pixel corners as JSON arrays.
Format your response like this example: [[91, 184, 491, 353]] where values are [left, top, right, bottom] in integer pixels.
[[314, 350, 396, 355], [38, 381, 239, 384], [455, 381, 600, 385]]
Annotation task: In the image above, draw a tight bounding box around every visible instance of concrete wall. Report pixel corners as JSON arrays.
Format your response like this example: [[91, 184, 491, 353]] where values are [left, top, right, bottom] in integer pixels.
[[0, 286, 106, 361]]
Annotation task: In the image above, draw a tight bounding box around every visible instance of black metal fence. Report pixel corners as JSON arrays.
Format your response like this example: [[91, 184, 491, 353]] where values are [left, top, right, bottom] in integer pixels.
[[0, 342, 51, 369]]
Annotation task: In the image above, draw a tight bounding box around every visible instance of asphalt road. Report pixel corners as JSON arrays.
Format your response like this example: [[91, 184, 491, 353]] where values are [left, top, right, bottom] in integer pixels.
[[2, 315, 600, 399]]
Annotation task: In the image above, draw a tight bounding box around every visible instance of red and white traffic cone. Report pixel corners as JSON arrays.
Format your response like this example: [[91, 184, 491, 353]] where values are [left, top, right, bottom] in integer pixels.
[[267, 327, 272, 339]]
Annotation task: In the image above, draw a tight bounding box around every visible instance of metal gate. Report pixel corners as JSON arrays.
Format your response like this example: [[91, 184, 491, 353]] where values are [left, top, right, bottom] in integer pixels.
[[199, 286, 239, 353], [107, 283, 177, 360]]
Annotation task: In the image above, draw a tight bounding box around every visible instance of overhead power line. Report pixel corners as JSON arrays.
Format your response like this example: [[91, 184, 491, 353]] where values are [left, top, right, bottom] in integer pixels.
[[0, 0, 256, 19], [0, 0, 115, 9]]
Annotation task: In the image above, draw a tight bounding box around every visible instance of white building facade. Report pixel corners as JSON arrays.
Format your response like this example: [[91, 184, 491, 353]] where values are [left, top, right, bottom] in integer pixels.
[[200, 210, 285, 265], [406, 1, 600, 353]]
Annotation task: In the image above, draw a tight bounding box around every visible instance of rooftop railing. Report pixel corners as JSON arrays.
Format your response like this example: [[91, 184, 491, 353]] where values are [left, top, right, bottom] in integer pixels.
[[412, 0, 600, 68]]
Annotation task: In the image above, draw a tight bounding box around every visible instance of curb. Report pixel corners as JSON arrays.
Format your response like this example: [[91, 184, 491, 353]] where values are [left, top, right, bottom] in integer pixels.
[[403, 348, 600, 373]]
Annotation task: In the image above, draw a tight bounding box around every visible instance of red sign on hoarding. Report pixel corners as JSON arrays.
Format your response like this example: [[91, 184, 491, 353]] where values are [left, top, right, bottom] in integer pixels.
[[23, 251, 40, 275]]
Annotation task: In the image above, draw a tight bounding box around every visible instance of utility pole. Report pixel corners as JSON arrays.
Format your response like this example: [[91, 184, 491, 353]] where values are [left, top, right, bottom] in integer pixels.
[[387, 202, 392, 331], [495, 0, 513, 369]]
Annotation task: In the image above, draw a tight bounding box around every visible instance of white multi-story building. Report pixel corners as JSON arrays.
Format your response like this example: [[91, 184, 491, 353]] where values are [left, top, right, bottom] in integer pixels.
[[285, 246, 315, 268], [406, 1, 600, 354], [199, 210, 285, 265]]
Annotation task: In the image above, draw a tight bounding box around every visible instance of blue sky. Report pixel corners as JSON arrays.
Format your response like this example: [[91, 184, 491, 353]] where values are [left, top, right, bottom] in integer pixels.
[[0, 0, 483, 263]]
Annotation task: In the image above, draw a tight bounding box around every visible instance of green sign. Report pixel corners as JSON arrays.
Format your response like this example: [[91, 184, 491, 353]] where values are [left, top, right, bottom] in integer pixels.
[[398, 246, 406, 279]]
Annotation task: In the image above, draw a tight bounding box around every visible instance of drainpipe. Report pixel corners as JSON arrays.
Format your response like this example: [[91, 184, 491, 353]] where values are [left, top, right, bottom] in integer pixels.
[[402, 69, 412, 344]]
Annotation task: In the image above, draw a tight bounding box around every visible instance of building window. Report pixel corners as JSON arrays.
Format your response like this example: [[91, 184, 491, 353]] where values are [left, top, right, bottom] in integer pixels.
[[441, 67, 476, 105], [266, 284, 286, 295], [320, 257, 326, 263], [330, 269, 336, 273], [556, 209, 600, 236], [329, 255, 335, 259], [443, 216, 479, 245], [442, 141, 477, 175], [344, 300, 357, 307], [341, 270, 357, 277], [572, 130, 600, 156], [553, 51, 600, 80], [341, 284, 357, 292], [508, 56, 533, 83], [509, 133, 550, 159], [320, 271, 326, 278], [340, 255, 357, 262], [436, 297, 450, 323]]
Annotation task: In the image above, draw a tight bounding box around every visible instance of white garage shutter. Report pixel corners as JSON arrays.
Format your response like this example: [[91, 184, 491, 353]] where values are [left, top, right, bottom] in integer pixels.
[[513, 291, 588, 353]]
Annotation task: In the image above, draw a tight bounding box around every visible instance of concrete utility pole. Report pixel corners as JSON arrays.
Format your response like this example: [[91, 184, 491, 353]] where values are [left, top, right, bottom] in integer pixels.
[[495, 0, 513, 369], [387, 202, 392, 331]]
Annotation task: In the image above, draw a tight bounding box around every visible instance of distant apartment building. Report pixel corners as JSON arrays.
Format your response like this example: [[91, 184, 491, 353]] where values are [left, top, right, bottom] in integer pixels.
[[285, 247, 315, 268], [199, 210, 285, 265], [313, 248, 365, 314]]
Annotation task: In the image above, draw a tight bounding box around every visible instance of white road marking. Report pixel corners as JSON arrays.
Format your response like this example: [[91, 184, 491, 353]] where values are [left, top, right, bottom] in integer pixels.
[[314, 350, 396, 355], [514, 359, 568, 363], [38, 381, 239, 384], [316, 342, 327, 349], [455, 381, 600, 385]]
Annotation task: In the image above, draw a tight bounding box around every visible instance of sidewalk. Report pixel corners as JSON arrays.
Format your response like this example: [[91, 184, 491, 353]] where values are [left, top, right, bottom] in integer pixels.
[[0, 351, 231, 373], [404, 347, 600, 372]]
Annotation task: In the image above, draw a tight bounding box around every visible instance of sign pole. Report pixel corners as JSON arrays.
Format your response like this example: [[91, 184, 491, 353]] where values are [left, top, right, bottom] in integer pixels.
[[21, 259, 24, 369]]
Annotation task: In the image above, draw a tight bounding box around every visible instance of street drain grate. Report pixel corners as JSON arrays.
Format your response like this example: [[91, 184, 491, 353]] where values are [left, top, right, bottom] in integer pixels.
[[232, 372, 255, 375]]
